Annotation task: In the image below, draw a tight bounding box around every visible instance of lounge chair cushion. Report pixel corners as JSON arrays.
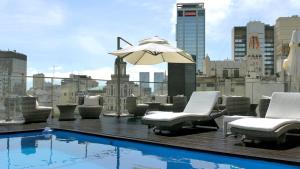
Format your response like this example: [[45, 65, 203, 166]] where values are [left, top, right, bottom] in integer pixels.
[[183, 91, 219, 115], [266, 92, 300, 119], [229, 118, 297, 132], [36, 106, 52, 110], [143, 112, 210, 122], [84, 95, 100, 106]]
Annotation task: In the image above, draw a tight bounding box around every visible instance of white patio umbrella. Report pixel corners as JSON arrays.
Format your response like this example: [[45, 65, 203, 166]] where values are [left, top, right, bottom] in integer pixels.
[[283, 30, 300, 91], [110, 36, 194, 65], [109, 36, 194, 116]]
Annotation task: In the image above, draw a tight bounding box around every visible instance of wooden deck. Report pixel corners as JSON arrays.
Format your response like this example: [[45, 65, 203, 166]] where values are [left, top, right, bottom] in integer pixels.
[[0, 115, 299, 165]]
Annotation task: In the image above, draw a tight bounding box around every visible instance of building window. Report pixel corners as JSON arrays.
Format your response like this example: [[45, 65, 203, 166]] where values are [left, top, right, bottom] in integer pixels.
[[207, 83, 215, 87], [223, 70, 229, 78], [234, 69, 239, 78], [177, 11, 183, 17]]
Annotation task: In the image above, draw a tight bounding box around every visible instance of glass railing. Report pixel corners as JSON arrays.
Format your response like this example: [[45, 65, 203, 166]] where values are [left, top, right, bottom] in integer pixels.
[[196, 77, 294, 104], [0, 74, 298, 121], [0, 75, 168, 120]]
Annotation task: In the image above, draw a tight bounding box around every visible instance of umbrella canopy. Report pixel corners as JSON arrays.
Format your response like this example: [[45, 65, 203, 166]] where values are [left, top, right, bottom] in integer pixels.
[[109, 36, 194, 65], [283, 30, 300, 76]]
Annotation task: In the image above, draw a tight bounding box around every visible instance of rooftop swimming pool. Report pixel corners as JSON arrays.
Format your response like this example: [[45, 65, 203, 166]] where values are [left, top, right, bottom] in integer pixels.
[[0, 129, 298, 169]]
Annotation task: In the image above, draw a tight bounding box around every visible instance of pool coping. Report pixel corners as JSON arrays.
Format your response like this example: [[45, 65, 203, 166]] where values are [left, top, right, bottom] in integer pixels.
[[1, 127, 299, 166]]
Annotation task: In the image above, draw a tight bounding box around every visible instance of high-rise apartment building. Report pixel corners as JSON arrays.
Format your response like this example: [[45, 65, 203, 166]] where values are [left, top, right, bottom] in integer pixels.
[[232, 21, 275, 75], [154, 72, 166, 95], [169, 2, 203, 98], [139, 72, 150, 89], [274, 15, 300, 73]]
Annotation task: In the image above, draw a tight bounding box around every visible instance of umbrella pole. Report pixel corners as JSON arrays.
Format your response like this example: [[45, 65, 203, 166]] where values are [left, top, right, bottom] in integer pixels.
[[117, 57, 121, 117], [117, 38, 121, 117], [116, 37, 133, 117]]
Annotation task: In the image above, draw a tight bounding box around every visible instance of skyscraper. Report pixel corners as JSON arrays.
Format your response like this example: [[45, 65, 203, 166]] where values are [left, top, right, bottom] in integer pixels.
[[232, 21, 275, 75], [176, 2, 205, 73], [154, 72, 166, 95], [169, 2, 203, 98], [139, 72, 150, 89]]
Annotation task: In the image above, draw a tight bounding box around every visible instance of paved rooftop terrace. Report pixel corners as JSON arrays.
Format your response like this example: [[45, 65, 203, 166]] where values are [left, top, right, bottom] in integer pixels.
[[0, 115, 299, 165]]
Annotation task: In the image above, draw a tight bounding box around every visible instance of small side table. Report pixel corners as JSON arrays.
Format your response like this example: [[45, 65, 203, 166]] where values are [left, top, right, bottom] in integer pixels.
[[57, 104, 77, 121], [223, 115, 254, 137]]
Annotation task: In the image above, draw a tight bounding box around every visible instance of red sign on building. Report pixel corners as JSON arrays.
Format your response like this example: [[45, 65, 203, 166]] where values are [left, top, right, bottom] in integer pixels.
[[184, 11, 196, 16]]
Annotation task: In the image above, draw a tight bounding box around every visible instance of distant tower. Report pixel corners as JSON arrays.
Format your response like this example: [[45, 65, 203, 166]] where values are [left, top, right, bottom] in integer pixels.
[[154, 72, 166, 95], [139, 72, 150, 89], [33, 73, 45, 89]]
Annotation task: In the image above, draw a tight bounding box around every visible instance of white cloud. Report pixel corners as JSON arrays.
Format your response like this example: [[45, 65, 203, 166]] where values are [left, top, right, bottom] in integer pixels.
[[0, 0, 65, 31], [75, 34, 107, 55]]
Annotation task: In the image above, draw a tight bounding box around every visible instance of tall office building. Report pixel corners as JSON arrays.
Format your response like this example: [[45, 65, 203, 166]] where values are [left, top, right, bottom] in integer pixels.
[[168, 2, 203, 98], [139, 72, 150, 89], [232, 21, 275, 75], [154, 72, 166, 95], [176, 2, 205, 73], [274, 15, 300, 73]]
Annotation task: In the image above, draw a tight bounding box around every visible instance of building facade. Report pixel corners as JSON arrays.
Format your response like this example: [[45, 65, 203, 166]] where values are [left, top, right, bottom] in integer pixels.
[[176, 2, 205, 73], [33, 73, 45, 89], [154, 72, 167, 95], [274, 15, 300, 73], [104, 59, 135, 112], [203, 55, 247, 78], [169, 2, 203, 98], [232, 21, 275, 75], [139, 72, 149, 88], [0, 51, 27, 110], [60, 74, 98, 104]]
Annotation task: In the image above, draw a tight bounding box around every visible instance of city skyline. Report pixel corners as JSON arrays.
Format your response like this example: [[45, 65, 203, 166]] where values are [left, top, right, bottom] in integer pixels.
[[0, 0, 299, 81]]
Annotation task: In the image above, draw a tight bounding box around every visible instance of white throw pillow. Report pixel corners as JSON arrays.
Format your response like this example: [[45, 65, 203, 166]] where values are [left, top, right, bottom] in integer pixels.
[[84, 95, 100, 106]]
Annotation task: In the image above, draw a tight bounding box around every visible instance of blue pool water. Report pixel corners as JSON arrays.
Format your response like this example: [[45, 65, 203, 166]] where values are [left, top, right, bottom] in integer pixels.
[[0, 130, 298, 169]]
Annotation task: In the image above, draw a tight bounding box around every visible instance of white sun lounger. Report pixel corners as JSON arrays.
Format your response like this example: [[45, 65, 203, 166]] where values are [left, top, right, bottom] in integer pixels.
[[230, 92, 300, 143], [142, 91, 221, 133]]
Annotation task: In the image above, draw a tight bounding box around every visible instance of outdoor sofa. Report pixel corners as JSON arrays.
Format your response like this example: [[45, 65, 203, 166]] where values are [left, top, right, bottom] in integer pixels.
[[142, 91, 222, 133], [78, 95, 103, 119], [229, 92, 300, 144], [21, 96, 52, 123], [126, 96, 149, 117]]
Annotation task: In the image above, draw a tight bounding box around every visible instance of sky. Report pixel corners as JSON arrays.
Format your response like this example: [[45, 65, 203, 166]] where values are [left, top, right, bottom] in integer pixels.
[[0, 0, 300, 81]]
